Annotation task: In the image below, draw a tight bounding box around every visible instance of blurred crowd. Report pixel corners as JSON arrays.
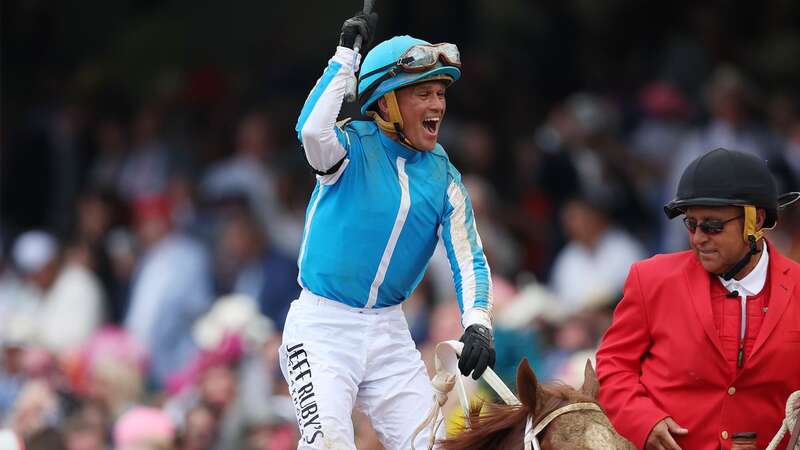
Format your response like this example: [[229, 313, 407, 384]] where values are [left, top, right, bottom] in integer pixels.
[[3, 1, 800, 449]]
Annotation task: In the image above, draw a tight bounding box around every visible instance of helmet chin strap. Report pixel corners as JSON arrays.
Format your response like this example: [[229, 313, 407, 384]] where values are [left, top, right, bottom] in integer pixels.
[[367, 91, 419, 149], [720, 205, 765, 281]]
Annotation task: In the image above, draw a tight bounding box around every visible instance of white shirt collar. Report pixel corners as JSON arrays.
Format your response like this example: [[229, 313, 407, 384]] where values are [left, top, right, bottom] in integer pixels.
[[718, 243, 769, 296]]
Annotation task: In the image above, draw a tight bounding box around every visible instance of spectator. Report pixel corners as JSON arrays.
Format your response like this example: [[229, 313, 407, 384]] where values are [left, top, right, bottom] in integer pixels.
[[88, 118, 129, 193], [25, 426, 67, 450], [509, 114, 580, 278], [167, 296, 280, 450], [61, 412, 107, 450], [202, 111, 283, 243], [37, 240, 105, 354], [5, 231, 104, 354], [462, 175, 520, 278], [238, 411, 297, 450], [1, 231, 55, 350], [214, 210, 298, 329], [117, 106, 173, 202], [124, 195, 213, 388], [74, 190, 129, 324], [73, 328, 148, 419], [629, 81, 693, 172], [5, 380, 62, 438], [0, 342, 27, 422], [549, 196, 646, 314], [178, 404, 217, 450], [165, 353, 240, 450]]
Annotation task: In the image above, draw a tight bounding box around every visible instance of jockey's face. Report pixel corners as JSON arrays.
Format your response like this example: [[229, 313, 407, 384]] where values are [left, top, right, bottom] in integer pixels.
[[394, 80, 448, 151]]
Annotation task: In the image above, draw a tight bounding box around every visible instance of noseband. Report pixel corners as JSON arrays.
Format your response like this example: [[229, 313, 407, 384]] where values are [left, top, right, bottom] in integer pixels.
[[523, 402, 603, 450]]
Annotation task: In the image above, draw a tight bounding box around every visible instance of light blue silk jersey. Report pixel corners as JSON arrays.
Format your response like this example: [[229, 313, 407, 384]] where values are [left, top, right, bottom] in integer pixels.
[[294, 47, 492, 318]]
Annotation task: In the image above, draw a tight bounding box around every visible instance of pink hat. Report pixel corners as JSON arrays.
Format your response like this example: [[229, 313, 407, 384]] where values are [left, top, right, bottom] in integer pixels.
[[113, 406, 175, 449], [67, 326, 148, 396], [165, 332, 244, 396]]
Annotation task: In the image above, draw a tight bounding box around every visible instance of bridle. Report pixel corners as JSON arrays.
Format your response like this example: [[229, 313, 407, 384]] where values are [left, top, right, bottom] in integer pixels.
[[523, 402, 603, 450], [413, 340, 602, 450]]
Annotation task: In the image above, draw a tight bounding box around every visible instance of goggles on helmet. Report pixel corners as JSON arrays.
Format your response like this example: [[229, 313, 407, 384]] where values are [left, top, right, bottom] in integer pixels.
[[359, 43, 461, 102], [396, 43, 461, 72]]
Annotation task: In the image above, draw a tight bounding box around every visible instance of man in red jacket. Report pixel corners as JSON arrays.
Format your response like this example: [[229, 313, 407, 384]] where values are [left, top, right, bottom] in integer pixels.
[[596, 148, 800, 450]]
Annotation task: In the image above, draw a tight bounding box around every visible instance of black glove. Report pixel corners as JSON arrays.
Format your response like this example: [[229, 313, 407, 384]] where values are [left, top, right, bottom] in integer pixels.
[[458, 324, 496, 380], [339, 12, 379, 53]]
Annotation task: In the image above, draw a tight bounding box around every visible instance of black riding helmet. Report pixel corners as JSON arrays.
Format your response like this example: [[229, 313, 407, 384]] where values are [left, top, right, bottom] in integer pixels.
[[664, 147, 800, 279]]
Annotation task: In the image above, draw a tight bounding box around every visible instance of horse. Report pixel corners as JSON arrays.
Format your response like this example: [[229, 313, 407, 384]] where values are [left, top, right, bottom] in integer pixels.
[[437, 358, 635, 450]]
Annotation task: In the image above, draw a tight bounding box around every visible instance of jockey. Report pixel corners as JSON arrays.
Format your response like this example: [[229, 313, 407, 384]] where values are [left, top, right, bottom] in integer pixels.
[[281, 11, 495, 450]]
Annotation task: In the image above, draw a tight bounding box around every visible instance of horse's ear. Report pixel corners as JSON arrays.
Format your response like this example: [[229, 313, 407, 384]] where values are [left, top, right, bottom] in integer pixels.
[[516, 357, 539, 411], [580, 359, 600, 399]]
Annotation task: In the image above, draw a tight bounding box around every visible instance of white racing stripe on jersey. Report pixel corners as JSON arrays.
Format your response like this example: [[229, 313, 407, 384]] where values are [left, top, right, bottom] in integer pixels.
[[366, 157, 411, 308], [447, 181, 477, 311], [297, 185, 327, 289]]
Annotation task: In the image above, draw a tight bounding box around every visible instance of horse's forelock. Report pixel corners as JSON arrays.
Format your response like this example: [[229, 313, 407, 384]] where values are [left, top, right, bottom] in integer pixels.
[[437, 402, 530, 450]]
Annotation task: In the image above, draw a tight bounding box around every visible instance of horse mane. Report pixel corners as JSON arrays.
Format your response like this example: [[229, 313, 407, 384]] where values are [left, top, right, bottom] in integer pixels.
[[437, 381, 598, 450]]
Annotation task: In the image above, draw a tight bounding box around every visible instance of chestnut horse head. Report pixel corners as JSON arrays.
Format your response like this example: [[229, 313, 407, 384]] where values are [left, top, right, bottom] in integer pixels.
[[438, 358, 635, 450]]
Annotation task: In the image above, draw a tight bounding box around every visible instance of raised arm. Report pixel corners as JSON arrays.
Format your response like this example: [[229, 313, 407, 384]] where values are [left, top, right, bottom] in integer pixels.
[[294, 46, 357, 180], [295, 13, 377, 183]]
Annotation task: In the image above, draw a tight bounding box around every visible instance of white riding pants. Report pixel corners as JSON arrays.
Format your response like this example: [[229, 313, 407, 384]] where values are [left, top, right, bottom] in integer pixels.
[[279, 289, 442, 450]]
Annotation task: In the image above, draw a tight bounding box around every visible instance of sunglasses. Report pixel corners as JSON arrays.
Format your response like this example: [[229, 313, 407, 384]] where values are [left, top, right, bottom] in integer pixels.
[[682, 215, 743, 234]]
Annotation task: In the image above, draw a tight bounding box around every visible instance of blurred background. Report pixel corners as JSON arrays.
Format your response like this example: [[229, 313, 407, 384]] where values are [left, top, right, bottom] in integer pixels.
[[2, 0, 800, 449]]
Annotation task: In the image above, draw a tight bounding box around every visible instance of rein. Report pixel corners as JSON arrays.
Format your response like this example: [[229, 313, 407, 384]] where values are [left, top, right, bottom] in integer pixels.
[[411, 340, 519, 450], [413, 340, 601, 450], [766, 390, 800, 450]]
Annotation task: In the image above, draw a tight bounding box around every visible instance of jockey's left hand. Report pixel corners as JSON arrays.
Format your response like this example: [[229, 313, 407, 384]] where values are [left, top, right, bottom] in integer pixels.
[[458, 324, 495, 379], [339, 11, 379, 54]]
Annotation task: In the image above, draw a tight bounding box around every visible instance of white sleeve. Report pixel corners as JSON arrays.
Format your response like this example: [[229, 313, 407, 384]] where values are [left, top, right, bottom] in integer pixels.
[[295, 46, 361, 180]]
